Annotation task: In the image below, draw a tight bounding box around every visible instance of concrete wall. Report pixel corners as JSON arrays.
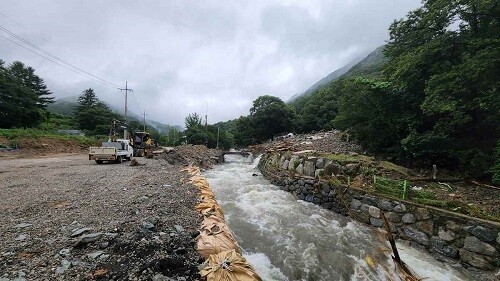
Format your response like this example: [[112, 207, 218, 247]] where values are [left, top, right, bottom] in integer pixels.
[[258, 152, 500, 271]]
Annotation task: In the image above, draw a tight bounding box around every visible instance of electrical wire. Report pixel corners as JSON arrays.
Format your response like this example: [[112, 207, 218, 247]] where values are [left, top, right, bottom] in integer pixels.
[[0, 11, 49, 44], [0, 24, 121, 89], [130, 91, 142, 112]]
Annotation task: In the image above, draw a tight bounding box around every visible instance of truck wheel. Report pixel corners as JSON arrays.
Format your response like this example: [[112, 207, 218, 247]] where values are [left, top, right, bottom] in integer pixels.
[[95, 160, 103, 164], [116, 156, 123, 163]]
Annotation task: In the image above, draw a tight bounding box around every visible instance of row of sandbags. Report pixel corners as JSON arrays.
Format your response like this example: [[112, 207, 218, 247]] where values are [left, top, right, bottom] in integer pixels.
[[183, 167, 262, 281]]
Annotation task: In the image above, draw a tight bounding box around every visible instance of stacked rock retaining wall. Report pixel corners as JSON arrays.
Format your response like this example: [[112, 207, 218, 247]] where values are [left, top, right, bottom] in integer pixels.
[[258, 152, 500, 271]]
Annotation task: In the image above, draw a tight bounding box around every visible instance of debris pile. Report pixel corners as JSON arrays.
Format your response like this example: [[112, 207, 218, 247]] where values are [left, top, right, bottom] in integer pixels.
[[164, 145, 223, 168]]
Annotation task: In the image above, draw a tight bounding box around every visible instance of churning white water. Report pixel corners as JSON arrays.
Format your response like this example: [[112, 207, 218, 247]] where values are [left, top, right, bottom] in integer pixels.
[[203, 155, 473, 281]]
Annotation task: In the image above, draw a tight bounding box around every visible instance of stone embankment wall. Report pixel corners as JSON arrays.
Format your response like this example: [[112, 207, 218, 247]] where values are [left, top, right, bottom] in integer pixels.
[[258, 152, 500, 271]]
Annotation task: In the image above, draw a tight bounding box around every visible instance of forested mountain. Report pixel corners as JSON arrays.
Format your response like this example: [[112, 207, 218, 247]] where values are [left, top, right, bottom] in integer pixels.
[[342, 45, 387, 78], [288, 46, 387, 103], [288, 56, 362, 102]]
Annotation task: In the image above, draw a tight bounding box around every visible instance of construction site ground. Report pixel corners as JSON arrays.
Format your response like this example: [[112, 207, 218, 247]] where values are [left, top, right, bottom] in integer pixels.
[[0, 152, 205, 280]]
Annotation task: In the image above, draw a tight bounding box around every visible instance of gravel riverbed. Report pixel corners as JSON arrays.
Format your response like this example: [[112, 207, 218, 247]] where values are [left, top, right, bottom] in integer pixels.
[[0, 154, 202, 280]]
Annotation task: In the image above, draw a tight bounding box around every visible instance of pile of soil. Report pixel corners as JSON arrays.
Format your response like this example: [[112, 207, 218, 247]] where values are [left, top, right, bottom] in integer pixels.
[[0, 137, 92, 159], [164, 145, 223, 168]]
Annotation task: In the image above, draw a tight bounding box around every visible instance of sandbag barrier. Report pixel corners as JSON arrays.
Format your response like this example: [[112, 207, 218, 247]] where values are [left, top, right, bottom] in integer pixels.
[[182, 167, 262, 281]]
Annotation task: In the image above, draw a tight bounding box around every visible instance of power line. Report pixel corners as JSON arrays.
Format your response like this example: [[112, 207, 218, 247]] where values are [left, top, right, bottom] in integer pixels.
[[0, 11, 49, 44], [130, 90, 142, 112], [0, 24, 121, 88], [0, 33, 114, 86]]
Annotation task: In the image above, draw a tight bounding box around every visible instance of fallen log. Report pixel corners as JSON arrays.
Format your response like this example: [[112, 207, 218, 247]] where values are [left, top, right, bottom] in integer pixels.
[[381, 212, 422, 281]]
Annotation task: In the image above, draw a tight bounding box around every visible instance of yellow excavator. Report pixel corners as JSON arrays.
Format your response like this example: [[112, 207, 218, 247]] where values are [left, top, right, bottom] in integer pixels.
[[110, 120, 155, 157]]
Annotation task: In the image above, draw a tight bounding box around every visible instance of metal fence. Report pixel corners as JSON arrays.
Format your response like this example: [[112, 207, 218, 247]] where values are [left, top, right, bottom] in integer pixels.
[[373, 175, 408, 200]]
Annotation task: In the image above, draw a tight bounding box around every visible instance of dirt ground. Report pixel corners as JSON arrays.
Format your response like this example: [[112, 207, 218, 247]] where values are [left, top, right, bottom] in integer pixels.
[[0, 154, 202, 280]]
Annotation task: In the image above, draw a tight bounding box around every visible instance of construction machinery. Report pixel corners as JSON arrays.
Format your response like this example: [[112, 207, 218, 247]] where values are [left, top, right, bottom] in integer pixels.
[[109, 119, 155, 157]]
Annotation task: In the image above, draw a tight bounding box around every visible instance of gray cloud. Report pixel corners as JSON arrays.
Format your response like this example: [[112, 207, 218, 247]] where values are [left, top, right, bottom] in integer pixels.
[[0, 0, 421, 126]]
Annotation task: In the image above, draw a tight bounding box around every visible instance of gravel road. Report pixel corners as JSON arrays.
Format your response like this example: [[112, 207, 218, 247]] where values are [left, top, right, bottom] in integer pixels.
[[0, 154, 202, 280]]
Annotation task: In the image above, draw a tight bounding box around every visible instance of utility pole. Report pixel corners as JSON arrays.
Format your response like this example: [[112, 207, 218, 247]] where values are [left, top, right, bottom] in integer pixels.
[[141, 110, 148, 132], [119, 81, 133, 139], [204, 113, 208, 147]]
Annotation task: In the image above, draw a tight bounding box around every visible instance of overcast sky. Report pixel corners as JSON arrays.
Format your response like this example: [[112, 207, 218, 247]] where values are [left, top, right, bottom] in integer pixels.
[[1, 0, 420, 126]]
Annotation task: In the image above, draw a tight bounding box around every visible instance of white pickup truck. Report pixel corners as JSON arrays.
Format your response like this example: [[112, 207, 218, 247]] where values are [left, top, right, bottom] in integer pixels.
[[89, 139, 133, 164]]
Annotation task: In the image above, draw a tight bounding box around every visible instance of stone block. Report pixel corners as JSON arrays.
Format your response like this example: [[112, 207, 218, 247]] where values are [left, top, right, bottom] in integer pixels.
[[288, 156, 299, 170], [355, 210, 370, 224], [362, 196, 378, 206], [394, 204, 407, 213], [464, 225, 496, 242], [368, 206, 381, 218], [414, 207, 431, 220], [282, 160, 289, 170], [279, 155, 286, 165], [416, 220, 434, 236], [431, 237, 458, 258], [295, 164, 304, 174], [370, 217, 383, 227], [438, 227, 456, 242], [303, 161, 316, 177], [464, 236, 497, 256], [403, 227, 430, 246], [321, 202, 332, 210], [386, 212, 401, 223], [305, 194, 314, 202], [305, 179, 315, 185], [459, 249, 493, 270], [350, 199, 362, 210], [316, 158, 325, 169], [402, 213, 415, 224], [328, 190, 336, 198], [378, 200, 393, 211], [360, 204, 370, 214], [446, 221, 460, 231]]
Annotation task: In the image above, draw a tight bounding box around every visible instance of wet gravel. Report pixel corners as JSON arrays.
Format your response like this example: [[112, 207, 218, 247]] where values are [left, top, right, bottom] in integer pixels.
[[0, 154, 202, 280]]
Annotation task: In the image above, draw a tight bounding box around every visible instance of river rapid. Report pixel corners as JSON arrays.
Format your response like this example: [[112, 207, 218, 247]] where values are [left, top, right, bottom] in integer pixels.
[[203, 155, 473, 281]]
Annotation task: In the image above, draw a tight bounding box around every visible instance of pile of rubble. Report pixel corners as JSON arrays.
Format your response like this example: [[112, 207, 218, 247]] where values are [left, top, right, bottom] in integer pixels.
[[255, 130, 362, 155], [163, 145, 223, 168]]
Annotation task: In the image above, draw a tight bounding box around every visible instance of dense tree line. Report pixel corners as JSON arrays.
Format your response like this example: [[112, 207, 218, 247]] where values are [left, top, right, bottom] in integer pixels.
[[233, 95, 296, 146], [0, 60, 54, 128], [183, 112, 233, 149]]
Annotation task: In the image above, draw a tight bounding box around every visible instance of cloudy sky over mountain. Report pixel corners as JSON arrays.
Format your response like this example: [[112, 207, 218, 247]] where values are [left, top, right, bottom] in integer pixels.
[[1, 0, 420, 126]]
